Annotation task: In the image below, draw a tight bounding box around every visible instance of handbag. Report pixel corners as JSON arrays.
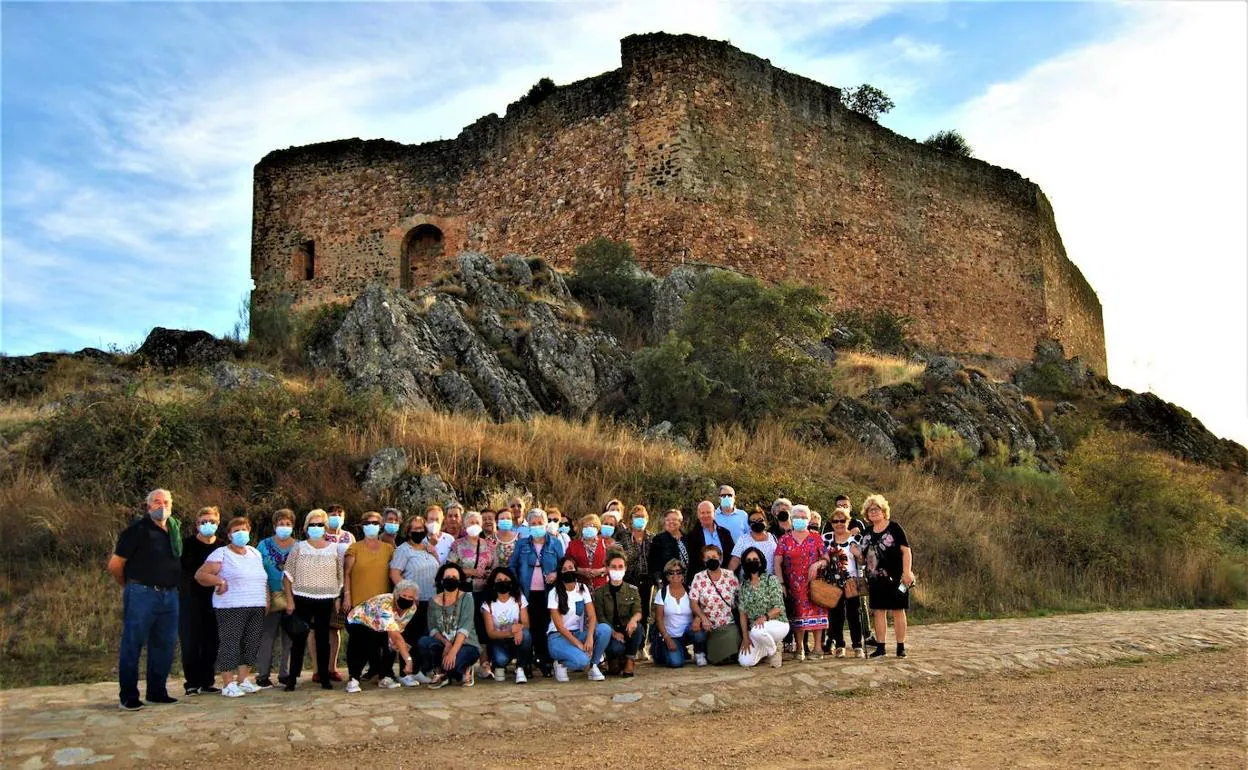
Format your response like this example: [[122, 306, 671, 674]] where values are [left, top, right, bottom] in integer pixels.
[[280, 610, 310, 640], [809, 569, 843, 609], [707, 624, 741, 664], [842, 576, 861, 599], [268, 590, 287, 614]]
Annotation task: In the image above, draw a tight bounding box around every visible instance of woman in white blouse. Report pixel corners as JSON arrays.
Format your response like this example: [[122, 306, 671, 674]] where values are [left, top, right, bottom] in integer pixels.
[[194, 516, 270, 697], [282, 509, 343, 691], [650, 558, 709, 668]]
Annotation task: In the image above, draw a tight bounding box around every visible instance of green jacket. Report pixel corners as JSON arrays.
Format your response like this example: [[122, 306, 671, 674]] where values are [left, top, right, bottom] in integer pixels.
[[592, 581, 642, 631]]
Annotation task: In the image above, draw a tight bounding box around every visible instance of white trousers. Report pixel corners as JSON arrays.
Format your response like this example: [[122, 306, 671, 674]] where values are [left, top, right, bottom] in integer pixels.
[[738, 620, 790, 667]]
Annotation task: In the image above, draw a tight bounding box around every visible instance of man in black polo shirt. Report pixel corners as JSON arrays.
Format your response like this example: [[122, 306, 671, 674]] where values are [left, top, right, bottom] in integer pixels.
[[107, 488, 182, 711]]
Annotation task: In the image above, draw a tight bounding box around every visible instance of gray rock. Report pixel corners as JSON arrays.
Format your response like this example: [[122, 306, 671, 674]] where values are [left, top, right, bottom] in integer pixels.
[[521, 302, 628, 417], [500, 254, 534, 285], [392, 473, 456, 514], [644, 421, 675, 441], [612, 692, 643, 704], [651, 265, 721, 339], [210, 361, 277, 391], [136, 327, 237, 369], [923, 355, 964, 382], [827, 398, 902, 461], [434, 371, 488, 414], [361, 447, 409, 497], [458, 252, 520, 309], [1054, 401, 1078, 416]]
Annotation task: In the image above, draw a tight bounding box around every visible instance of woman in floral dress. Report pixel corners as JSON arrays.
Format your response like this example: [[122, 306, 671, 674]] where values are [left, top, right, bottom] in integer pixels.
[[774, 504, 829, 660]]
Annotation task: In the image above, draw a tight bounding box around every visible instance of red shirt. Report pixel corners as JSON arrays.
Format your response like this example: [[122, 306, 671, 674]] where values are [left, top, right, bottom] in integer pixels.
[[566, 537, 608, 589]]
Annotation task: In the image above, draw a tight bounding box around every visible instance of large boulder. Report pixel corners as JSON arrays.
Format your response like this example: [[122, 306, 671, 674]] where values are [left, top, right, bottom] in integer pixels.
[[650, 264, 725, 339], [361, 447, 410, 497], [136, 328, 236, 369], [0, 348, 124, 399], [392, 472, 456, 513], [827, 398, 903, 461], [521, 301, 629, 416], [1109, 391, 1247, 471], [1012, 339, 1096, 397]]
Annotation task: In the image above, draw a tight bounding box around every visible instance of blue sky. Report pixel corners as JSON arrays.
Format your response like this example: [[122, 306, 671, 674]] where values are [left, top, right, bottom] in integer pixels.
[[3, 1, 1246, 444]]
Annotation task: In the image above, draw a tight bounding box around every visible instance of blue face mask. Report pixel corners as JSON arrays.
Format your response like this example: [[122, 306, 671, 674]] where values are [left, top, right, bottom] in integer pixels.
[[559, 525, 570, 535], [528, 525, 546, 539], [230, 530, 250, 547], [600, 524, 615, 538], [792, 518, 810, 531], [582, 526, 599, 540], [275, 525, 293, 539], [720, 496, 734, 510], [498, 519, 514, 532], [307, 525, 326, 540], [327, 515, 344, 530], [362, 523, 381, 539], [149, 505, 170, 521], [383, 522, 400, 535], [632, 517, 647, 530], [198, 522, 218, 538]]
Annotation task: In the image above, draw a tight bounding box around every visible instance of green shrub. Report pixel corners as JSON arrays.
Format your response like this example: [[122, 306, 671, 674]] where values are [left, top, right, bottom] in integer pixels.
[[1017, 361, 1074, 398], [567, 237, 654, 320], [300, 302, 351, 360], [519, 77, 556, 108], [632, 333, 714, 430], [923, 129, 974, 158], [830, 308, 913, 354]]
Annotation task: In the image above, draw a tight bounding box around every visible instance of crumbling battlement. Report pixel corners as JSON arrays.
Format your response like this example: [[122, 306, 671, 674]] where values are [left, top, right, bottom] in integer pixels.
[[251, 32, 1106, 373]]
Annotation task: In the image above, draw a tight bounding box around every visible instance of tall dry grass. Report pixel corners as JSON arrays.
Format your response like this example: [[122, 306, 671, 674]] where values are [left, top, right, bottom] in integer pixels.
[[829, 351, 925, 397]]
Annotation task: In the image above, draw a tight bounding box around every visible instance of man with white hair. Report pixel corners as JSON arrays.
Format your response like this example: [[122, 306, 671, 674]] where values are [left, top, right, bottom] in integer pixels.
[[107, 489, 182, 711], [714, 484, 749, 541]]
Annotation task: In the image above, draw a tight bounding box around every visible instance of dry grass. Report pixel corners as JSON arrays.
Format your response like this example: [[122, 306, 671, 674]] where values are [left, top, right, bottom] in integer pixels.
[[830, 351, 925, 396]]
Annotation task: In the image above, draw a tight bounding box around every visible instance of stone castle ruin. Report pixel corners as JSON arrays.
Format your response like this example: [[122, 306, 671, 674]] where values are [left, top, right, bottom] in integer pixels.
[[250, 32, 1106, 373]]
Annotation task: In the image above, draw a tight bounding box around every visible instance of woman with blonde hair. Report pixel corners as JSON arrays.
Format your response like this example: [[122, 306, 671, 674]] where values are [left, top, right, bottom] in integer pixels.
[[282, 509, 344, 690], [616, 504, 653, 660], [860, 494, 914, 658], [567, 513, 609, 589]]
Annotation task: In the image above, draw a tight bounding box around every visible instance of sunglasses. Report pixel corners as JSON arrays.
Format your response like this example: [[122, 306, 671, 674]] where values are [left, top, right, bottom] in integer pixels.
[[832, 518, 848, 524], [666, 569, 685, 576]]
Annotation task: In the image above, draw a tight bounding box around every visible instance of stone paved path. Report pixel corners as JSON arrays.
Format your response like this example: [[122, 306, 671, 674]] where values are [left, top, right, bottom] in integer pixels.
[[1, 609, 1244, 768]]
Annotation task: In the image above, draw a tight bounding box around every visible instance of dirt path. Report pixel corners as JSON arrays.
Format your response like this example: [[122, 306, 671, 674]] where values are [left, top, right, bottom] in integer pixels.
[[287, 648, 1247, 769]]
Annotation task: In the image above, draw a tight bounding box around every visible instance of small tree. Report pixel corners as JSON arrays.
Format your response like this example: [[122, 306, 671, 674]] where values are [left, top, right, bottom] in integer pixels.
[[520, 77, 556, 107], [923, 129, 974, 158], [567, 237, 653, 317], [842, 84, 895, 121]]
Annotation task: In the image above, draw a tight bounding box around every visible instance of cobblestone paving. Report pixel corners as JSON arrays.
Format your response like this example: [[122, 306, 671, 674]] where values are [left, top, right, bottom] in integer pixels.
[[2, 609, 1244, 768]]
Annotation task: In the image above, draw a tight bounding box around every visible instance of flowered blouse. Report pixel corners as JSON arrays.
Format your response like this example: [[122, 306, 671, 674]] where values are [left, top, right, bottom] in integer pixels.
[[493, 534, 519, 574], [448, 535, 497, 592], [737, 573, 788, 624], [688, 569, 740, 630], [615, 530, 652, 585], [347, 592, 418, 633]]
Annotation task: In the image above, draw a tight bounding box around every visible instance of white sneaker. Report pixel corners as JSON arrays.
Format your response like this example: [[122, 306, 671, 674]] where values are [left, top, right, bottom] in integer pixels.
[[345, 678, 361, 693], [412, 671, 432, 685], [514, 667, 527, 684], [835, 647, 846, 658], [493, 667, 506, 682], [238, 679, 261, 694], [399, 674, 421, 687], [378, 677, 402, 690], [588, 664, 605, 681], [694, 653, 708, 667], [221, 682, 245, 698], [553, 662, 569, 683], [854, 647, 866, 659], [768, 651, 783, 668]]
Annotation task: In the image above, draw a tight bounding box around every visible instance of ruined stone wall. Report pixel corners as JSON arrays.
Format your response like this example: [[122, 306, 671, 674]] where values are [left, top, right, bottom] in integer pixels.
[[251, 32, 1106, 372]]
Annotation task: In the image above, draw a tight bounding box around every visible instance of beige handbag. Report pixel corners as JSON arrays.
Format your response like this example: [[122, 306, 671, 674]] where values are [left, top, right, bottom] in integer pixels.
[[268, 590, 287, 614]]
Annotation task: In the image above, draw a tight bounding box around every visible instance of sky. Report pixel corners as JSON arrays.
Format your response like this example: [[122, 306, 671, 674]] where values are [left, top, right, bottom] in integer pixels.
[[2, 1, 1246, 445]]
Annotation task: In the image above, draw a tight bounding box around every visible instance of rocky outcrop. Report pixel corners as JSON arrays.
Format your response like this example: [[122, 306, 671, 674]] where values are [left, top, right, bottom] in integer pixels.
[[311, 252, 629, 420], [0, 348, 125, 399], [1012, 339, 1097, 397], [136, 328, 238, 369], [650, 264, 727, 339], [210, 361, 278, 391], [1110, 392, 1247, 471], [391, 472, 456, 513], [361, 447, 409, 497]]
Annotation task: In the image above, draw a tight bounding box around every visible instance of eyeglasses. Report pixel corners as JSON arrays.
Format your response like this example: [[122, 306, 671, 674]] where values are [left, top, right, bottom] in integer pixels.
[[831, 518, 848, 524], [666, 569, 685, 576]]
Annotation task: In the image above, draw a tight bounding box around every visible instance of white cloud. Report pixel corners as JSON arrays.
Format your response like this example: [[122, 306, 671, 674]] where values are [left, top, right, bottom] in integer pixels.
[[957, 2, 1248, 444]]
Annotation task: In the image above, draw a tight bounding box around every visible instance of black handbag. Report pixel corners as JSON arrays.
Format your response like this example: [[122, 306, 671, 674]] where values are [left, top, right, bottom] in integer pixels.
[[280, 611, 310, 640]]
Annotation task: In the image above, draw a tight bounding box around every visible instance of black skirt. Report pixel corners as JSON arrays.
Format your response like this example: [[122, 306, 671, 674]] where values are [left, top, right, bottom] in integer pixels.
[[867, 576, 910, 611]]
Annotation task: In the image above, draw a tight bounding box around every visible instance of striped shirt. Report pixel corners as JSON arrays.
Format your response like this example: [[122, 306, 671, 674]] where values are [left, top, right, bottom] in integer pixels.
[[283, 541, 344, 599]]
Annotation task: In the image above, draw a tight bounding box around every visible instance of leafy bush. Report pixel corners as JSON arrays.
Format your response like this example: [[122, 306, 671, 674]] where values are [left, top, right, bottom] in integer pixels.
[[923, 129, 974, 157], [567, 237, 654, 320], [1017, 361, 1074, 398], [830, 308, 913, 353], [300, 302, 351, 359], [519, 77, 556, 108], [633, 272, 833, 427], [842, 84, 895, 121], [248, 293, 298, 361]]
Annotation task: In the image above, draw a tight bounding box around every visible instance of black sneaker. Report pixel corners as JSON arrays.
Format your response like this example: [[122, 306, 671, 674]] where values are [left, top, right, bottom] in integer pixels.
[[320, 680, 333, 690], [868, 645, 888, 658], [146, 694, 178, 705], [896, 644, 907, 658], [119, 698, 145, 712], [284, 680, 297, 692], [184, 687, 200, 697], [199, 686, 221, 695], [256, 677, 274, 689]]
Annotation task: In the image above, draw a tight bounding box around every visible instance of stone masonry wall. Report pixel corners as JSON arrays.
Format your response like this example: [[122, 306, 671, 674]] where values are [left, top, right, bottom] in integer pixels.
[[250, 33, 1106, 373]]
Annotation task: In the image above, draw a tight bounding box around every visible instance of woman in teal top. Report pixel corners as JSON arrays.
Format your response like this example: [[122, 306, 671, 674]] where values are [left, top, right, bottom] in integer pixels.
[[417, 562, 480, 688], [255, 509, 297, 688]]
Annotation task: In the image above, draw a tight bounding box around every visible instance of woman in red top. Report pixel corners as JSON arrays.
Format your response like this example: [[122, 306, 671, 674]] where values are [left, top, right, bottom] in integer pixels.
[[567, 514, 608, 590]]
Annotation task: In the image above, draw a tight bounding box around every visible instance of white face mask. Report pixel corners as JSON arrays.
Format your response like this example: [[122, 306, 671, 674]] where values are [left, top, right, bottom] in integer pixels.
[[465, 524, 483, 538], [546, 522, 559, 535], [427, 521, 442, 535], [608, 568, 626, 583]]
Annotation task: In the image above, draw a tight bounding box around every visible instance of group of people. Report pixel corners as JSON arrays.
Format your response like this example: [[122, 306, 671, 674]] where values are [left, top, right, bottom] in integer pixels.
[[108, 485, 914, 711]]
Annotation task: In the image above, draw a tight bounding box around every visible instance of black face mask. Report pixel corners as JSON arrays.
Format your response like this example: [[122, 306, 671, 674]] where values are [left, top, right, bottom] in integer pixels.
[[494, 582, 512, 595], [750, 520, 766, 533], [705, 558, 721, 572], [777, 511, 790, 522], [560, 572, 578, 585], [743, 560, 764, 574], [395, 596, 415, 610], [440, 578, 461, 593], [409, 530, 426, 543]]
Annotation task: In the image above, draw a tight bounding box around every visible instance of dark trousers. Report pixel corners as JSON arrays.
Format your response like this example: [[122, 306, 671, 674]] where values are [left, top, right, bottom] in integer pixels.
[[118, 582, 179, 703], [416, 636, 479, 680], [605, 624, 646, 658], [393, 600, 429, 678], [345, 624, 397, 681], [288, 597, 335, 681], [179, 595, 218, 690], [829, 596, 864, 648], [525, 588, 551, 670]]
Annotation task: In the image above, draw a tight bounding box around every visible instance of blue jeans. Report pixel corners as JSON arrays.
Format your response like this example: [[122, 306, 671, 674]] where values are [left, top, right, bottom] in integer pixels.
[[118, 582, 180, 702], [547, 623, 612, 671], [416, 635, 479, 680], [650, 628, 708, 668], [487, 629, 533, 669], [605, 624, 646, 658]]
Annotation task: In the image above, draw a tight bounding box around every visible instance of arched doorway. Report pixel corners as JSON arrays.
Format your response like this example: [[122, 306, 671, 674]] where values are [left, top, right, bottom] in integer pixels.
[[400, 224, 444, 289]]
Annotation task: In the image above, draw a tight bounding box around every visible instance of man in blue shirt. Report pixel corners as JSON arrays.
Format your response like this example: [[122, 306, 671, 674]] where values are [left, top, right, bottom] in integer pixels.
[[714, 484, 749, 541]]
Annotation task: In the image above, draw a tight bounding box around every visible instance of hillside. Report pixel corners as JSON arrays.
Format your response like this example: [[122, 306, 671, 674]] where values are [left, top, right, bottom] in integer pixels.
[[1, 249, 1245, 688]]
